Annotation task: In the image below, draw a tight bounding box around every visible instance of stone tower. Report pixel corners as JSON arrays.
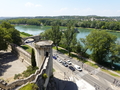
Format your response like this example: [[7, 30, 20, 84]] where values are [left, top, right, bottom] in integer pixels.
[[35, 40, 53, 75]]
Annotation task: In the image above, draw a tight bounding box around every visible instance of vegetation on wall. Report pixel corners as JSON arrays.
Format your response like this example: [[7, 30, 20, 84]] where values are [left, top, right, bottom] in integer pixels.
[[19, 83, 38, 90]]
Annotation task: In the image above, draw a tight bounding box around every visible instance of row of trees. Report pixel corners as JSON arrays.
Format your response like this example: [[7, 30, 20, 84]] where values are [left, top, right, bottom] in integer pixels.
[[2, 18, 120, 31], [0, 22, 21, 50], [41, 23, 120, 68]]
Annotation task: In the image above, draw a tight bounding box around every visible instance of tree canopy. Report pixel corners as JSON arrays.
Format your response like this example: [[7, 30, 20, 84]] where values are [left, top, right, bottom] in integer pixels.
[[86, 30, 117, 64], [41, 24, 62, 50], [0, 22, 21, 50]]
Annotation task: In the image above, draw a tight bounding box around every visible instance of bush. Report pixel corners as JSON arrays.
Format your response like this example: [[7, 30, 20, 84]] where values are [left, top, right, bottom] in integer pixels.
[[19, 83, 38, 90], [22, 66, 38, 77], [42, 73, 48, 79], [14, 74, 22, 79]]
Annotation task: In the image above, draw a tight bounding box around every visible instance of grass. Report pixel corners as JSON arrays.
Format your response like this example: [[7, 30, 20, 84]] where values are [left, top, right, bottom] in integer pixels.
[[22, 66, 38, 78], [21, 45, 32, 54], [19, 83, 38, 90], [14, 66, 38, 79], [52, 68, 55, 72], [85, 61, 99, 68], [20, 32, 32, 38], [114, 70, 120, 74], [102, 69, 120, 78]]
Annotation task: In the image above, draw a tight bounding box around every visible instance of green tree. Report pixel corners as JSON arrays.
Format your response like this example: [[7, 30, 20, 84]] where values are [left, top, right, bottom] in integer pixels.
[[0, 22, 22, 46], [63, 25, 77, 56], [40, 25, 62, 50], [109, 44, 120, 67], [86, 30, 117, 63], [31, 48, 36, 67], [0, 27, 12, 50], [9, 28, 22, 45], [50, 25, 62, 50]]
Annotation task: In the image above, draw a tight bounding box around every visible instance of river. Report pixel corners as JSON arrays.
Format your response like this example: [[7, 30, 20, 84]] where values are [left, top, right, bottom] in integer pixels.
[[15, 25, 120, 65], [15, 25, 120, 41]]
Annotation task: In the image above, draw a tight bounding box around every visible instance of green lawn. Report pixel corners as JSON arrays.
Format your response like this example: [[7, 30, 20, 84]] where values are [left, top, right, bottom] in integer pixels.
[[85, 61, 99, 68], [20, 32, 32, 38], [19, 83, 38, 90], [102, 69, 120, 78], [21, 45, 32, 54]]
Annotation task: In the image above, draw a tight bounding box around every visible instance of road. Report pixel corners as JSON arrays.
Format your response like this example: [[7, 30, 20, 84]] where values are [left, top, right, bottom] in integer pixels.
[[53, 50, 120, 90], [27, 42, 120, 90]]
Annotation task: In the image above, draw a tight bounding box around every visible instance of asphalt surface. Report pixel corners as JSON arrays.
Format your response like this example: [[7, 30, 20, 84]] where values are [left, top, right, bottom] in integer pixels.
[[53, 49, 120, 90]]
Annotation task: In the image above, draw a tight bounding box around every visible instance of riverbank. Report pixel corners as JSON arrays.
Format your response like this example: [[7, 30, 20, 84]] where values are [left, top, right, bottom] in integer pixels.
[[79, 27, 120, 33]]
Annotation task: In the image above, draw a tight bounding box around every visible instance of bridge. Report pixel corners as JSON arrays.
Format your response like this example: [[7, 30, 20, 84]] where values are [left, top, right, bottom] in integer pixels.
[[21, 35, 41, 43]]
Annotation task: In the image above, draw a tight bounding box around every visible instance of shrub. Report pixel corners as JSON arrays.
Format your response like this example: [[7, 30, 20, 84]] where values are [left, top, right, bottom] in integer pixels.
[[14, 74, 22, 79], [42, 73, 48, 79], [22, 66, 38, 77], [19, 83, 38, 90]]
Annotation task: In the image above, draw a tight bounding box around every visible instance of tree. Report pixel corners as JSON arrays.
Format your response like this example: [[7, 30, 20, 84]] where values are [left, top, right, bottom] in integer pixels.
[[86, 30, 117, 63], [0, 27, 12, 50], [63, 25, 77, 56], [8, 28, 22, 45], [109, 44, 120, 68], [31, 48, 36, 67], [0, 22, 22, 47], [50, 25, 62, 50], [40, 24, 62, 50]]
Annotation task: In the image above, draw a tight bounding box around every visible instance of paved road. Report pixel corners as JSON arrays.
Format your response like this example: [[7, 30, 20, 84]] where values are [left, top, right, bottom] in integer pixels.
[[28, 42, 120, 90], [53, 50, 120, 90]]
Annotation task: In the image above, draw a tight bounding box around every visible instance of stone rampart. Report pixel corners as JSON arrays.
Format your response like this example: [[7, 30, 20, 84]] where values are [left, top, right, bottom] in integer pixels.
[[0, 42, 52, 90]]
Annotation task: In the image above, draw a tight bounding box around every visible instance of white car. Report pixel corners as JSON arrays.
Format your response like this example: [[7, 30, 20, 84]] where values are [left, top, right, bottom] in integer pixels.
[[74, 65, 82, 72], [66, 60, 72, 65], [57, 58, 62, 63]]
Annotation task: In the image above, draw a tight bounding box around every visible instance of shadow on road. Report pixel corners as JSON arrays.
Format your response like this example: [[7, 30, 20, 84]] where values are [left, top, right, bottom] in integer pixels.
[[0, 51, 18, 76], [47, 77, 78, 90]]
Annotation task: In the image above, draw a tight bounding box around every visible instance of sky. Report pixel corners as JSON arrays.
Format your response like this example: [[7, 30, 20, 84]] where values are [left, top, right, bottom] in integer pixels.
[[0, 0, 120, 17]]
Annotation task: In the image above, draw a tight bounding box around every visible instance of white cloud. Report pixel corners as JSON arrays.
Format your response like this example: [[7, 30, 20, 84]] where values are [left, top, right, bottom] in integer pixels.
[[25, 2, 41, 7]]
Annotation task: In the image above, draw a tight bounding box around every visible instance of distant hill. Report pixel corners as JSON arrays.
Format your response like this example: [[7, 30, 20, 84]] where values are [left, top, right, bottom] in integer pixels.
[[109, 16, 120, 20], [0, 15, 120, 20], [0, 17, 12, 20]]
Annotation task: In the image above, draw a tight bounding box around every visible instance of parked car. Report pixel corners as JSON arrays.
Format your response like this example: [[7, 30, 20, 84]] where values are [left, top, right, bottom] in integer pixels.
[[74, 65, 82, 72], [69, 66, 75, 71], [54, 54, 59, 58], [66, 60, 72, 65], [62, 61, 68, 67], [53, 56, 57, 60], [57, 58, 62, 63]]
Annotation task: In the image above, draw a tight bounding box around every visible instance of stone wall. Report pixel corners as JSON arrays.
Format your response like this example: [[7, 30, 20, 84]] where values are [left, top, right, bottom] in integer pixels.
[[22, 35, 41, 44], [0, 44, 52, 90]]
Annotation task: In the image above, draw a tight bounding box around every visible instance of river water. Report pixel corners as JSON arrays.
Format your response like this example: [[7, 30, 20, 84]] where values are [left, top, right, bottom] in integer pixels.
[[15, 25, 120, 41], [15, 25, 120, 65]]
